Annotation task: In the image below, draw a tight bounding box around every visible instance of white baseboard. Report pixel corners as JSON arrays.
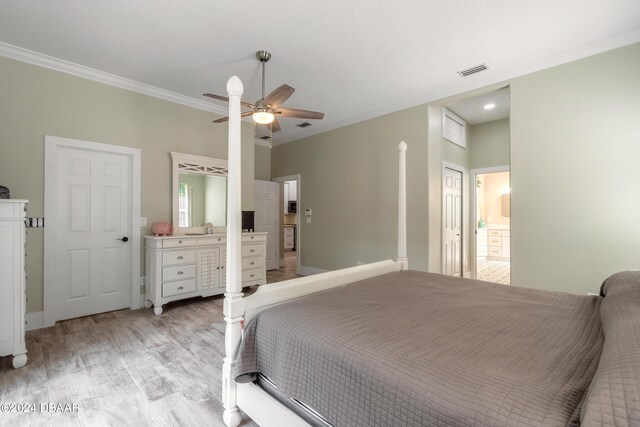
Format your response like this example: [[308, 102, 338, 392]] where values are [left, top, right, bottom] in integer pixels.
[[300, 265, 330, 276], [26, 311, 44, 331]]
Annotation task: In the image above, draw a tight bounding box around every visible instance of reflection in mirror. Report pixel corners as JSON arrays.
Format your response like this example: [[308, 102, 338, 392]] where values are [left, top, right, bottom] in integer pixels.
[[171, 152, 228, 234], [178, 173, 227, 227]]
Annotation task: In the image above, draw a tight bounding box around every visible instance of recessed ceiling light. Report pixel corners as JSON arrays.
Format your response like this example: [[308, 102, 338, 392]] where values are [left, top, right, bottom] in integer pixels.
[[484, 103, 496, 110]]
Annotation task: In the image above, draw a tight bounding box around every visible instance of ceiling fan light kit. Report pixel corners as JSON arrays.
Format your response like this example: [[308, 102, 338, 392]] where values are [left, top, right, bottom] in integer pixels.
[[202, 50, 325, 133], [253, 109, 275, 124]]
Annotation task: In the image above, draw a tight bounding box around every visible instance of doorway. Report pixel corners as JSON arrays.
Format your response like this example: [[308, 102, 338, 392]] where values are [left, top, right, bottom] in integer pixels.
[[44, 136, 141, 327], [254, 180, 279, 270], [272, 175, 301, 279], [472, 167, 510, 284]]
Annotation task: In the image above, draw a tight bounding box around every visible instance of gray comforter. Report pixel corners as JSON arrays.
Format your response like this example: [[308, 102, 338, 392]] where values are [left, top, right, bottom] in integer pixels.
[[236, 270, 621, 426]]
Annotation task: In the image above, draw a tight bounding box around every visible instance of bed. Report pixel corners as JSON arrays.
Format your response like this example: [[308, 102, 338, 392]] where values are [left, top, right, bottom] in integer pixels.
[[220, 76, 640, 426]]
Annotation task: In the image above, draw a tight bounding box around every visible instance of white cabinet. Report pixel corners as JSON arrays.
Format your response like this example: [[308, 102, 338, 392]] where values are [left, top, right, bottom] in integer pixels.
[[283, 180, 297, 214], [476, 228, 488, 257], [476, 227, 510, 260], [284, 225, 295, 250], [0, 200, 28, 369], [145, 232, 267, 315]]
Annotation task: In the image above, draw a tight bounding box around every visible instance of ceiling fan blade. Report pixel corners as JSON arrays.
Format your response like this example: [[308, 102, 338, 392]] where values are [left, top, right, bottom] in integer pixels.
[[264, 84, 295, 108], [276, 107, 324, 120], [212, 111, 252, 123], [203, 93, 255, 109]]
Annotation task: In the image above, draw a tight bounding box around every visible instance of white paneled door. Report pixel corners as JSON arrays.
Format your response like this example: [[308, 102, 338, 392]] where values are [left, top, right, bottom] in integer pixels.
[[443, 167, 463, 277], [44, 137, 140, 326], [254, 180, 279, 270]]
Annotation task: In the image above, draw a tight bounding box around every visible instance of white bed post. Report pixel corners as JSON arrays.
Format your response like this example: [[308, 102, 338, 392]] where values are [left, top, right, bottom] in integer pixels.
[[397, 141, 408, 270], [222, 75, 244, 427]]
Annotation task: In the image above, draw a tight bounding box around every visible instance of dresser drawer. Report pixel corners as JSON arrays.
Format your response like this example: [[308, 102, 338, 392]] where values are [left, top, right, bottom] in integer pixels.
[[476, 235, 488, 245], [242, 234, 264, 243], [242, 244, 263, 257], [163, 264, 196, 282], [162, 238, 197, 249], [162, 250, 196, 266], [476, 228, 488, 236], [488, 229, 502, 237], [162, 279, 196, 297], [242, 257, 263, 270], [488, 247, 502, 257], [242, 268, 264, 283], [199, 236, 226, 246], [489, 237, 502, 246]]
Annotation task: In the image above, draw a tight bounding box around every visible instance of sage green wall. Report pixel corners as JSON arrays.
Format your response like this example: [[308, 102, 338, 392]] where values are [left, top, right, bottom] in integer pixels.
[[468, 119, 510, 170], [0, 55, 257, 313], [254, 145, 272, 180], [510, 42, 640, 294], [272, 105, 430, 271], [273, 43, 639, 295]]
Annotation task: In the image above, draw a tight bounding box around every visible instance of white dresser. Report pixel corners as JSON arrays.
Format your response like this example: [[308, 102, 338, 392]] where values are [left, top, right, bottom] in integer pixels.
[[144, 232, 267, 315], [477, 227, 510, 260], [0, 200, 28, 369]]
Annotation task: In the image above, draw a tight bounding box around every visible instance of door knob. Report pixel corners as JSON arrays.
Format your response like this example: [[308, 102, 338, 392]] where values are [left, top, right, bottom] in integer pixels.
[[118, 237, 129, 242]]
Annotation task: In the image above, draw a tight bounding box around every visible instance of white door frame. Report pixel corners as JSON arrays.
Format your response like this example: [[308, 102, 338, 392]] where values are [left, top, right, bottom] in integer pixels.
[[44, 136, 141, 326], [272, 174, 301, 275], [470, 165, 510, 279], [441, 161, 466, 276]]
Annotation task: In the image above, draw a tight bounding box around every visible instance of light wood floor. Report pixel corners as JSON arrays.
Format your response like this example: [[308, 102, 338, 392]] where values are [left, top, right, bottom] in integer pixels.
[[0, 253, 300, 427]]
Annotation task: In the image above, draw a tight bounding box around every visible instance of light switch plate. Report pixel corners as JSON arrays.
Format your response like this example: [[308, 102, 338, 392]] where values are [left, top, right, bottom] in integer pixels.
[[306, 217, 311, 223], [305, 208, 312, 216], [140, 217, 147, 226]]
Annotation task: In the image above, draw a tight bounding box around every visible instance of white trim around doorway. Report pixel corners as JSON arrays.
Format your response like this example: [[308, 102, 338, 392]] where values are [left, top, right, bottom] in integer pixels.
[[470, 165, 510, 280], [272, 174, 302, 276], [43, 135, 142, 327]]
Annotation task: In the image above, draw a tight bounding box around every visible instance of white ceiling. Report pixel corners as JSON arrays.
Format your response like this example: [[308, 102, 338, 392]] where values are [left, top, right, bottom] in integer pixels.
[[448, 87, 510, 125], [0, 1, 639, 144]]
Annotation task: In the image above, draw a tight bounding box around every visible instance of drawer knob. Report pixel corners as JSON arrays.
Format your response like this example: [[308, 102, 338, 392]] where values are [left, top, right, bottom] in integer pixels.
[[250, 261, 255, 265], [250, 249, 255, 253], [221, 266, 225, 269], [218, 238, 221, 241], [250, 274, 254, 278], [178, 240, 182, 244], [217, 266, 220, 270], [251, 236, 254, 239], [177, 256, 183, 260], [177, 286, 184, 290], [177, 271, 183, 275]]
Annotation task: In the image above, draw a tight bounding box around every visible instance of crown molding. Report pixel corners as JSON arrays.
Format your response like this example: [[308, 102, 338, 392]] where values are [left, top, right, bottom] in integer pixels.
[[0, 41, 229, 116], [273, 29, 640, 145], [254, 139, 273, 148]]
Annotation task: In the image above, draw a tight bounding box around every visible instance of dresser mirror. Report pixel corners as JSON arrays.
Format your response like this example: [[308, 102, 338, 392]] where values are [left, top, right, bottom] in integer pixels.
[[171, 152, 228, 234]]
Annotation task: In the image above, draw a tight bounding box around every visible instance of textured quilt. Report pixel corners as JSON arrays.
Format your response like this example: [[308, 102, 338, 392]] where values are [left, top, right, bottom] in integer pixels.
[[236, 270, 607, 426], [581, 271, 640, 426]]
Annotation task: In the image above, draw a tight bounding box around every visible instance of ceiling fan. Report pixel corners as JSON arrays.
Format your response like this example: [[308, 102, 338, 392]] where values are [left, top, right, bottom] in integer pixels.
[[203, 50, 324, 133]]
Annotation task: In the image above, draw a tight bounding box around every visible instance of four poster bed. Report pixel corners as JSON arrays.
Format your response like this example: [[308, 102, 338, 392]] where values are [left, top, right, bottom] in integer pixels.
[[221, 76, 640, 426]]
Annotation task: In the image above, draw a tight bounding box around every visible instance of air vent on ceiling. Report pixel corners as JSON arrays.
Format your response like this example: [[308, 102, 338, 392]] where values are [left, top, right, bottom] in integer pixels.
[[296, 122, 312, 128], [457, 63, 488, 77], [259, 135, 271, 140]]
